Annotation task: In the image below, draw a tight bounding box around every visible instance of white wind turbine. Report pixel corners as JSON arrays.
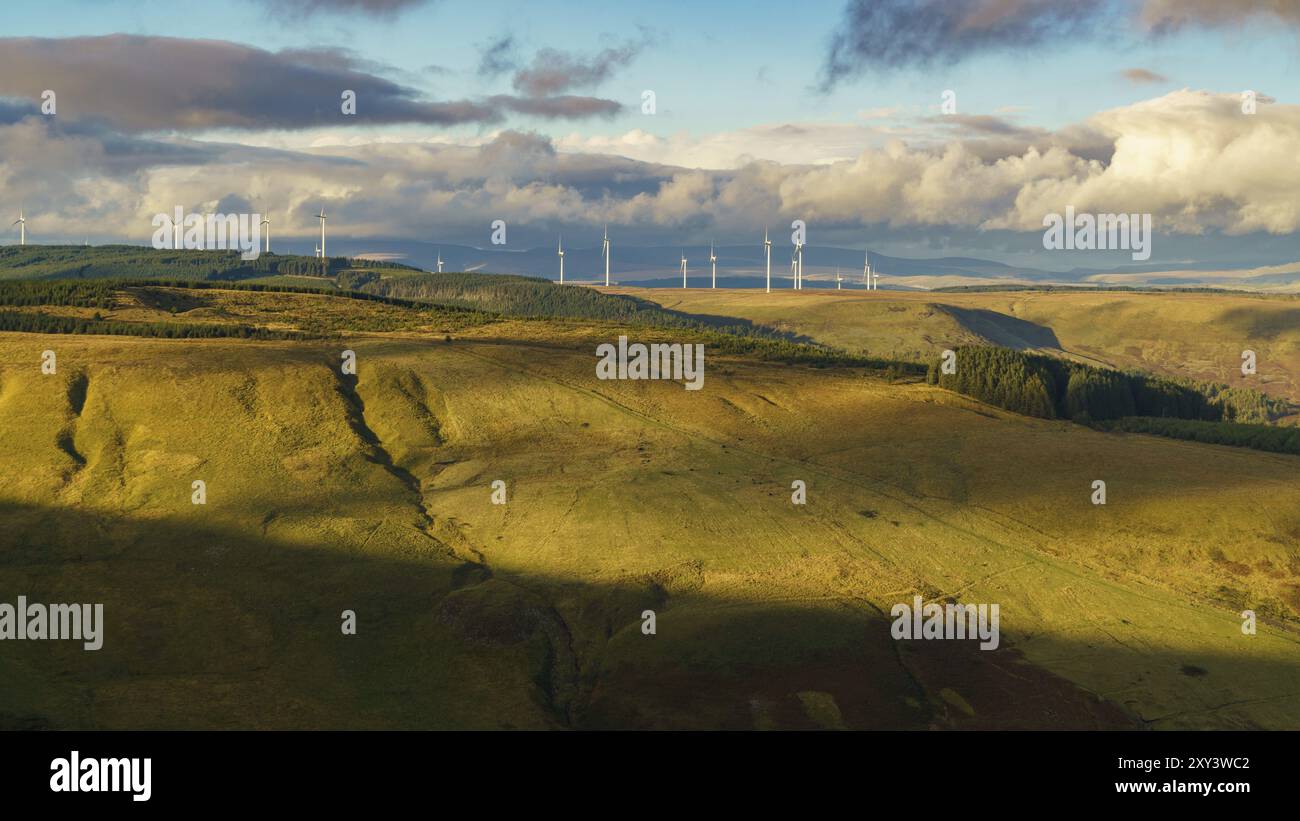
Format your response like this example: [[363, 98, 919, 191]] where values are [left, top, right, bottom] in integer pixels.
[[709, 241, 717, 289], [260, 216, 270, 253], [317, 208, 327, 258], [680, 252, 688, 288], [863, 250, 879, 290], [789, 250, 798, 288], [557, 235, 565, 284], [602, 224, 611, 286], [13, 210, 26, 246], [763, 228, 772, 293], [836, 267, 842, 290], [172, 214, 182, 250], [793, 239, 804, 289], [436, 249, 444, 273]]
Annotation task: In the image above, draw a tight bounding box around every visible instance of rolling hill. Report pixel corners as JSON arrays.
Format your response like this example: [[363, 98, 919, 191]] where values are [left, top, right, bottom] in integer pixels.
[[2, 283, 1299, 729]]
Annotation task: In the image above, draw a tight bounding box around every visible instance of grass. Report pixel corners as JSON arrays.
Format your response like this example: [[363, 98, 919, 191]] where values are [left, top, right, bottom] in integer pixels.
[[2, 286, 1300, 729], [626, 287, 1300, 414]]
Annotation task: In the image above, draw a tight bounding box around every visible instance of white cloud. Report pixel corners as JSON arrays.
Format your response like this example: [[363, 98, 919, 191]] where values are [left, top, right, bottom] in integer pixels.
[[4, 89, 1300, 248]]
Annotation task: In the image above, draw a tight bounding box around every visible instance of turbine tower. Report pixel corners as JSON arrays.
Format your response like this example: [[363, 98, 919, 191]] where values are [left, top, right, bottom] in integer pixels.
[[763, 228, 772, 293], [436, 249, 444, 273], [13, 210, 26, 246], [793, 240, 804, 289], [863, 250, 879, 291], [317, 208, 327, 259], [680, 252, 688, 288], [602, 224, 610, 287], [709, 241, 717, 289], [172, 214, 181, 250], [836, 267, 842, 290], [260, 216, 270, 253], [557, 236, 565, 284], [790, 251, 798, 288]]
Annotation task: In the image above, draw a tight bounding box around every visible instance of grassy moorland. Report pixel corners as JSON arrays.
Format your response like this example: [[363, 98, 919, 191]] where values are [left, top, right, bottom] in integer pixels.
[[629, 287, 1300, 411], [1, 280, 1298, 730]]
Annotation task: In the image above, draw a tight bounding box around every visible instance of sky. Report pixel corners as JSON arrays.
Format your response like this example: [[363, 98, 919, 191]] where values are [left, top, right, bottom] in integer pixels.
[[2, 0, 1300, 272]]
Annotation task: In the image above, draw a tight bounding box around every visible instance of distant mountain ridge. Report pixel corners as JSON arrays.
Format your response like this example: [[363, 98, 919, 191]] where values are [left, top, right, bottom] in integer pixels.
[[3, 242, 1297, 291]]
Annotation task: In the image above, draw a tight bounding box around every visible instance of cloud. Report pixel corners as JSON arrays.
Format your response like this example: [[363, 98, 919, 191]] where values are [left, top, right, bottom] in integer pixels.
[[473, 33, 649, 120], [820, 0, 1112, 88], [254, 0, 434, 17], [0, 35, 628, 132], [477, 35, 519, 78], [492, 95, 622, 120], [1140, 0, 1300, 31], [1121, 67, 1169, 84], [5, 90, 1300, 250], [511, 37, 649, 97], [819, 0, 1300, 89]]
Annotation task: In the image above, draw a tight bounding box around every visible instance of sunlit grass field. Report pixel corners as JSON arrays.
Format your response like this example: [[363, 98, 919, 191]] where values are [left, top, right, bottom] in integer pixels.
[[631, 287, 1300, 409], [1, 285, 1298, 729]]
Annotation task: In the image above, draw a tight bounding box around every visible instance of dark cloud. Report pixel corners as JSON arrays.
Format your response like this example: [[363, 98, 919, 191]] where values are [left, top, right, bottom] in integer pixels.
[[477, 35, 519, 78], [0, 35, 624, 131], [473, 33, 645, 119], [820, 0, 1300, 89], [511, 38, 647, 97], [1121, 67, 1168, 84], [820, 0, 1112, 88], [1140, 0, 1300, 31], [256, 0, 433, 17], [492, 95, 622, 119]]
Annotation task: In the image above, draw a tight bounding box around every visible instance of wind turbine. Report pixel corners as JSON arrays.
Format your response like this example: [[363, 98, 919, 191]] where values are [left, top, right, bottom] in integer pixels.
[[173, 214, 181, 250], [790, 251, 798, 288], [315, 244, 321, 258], [836, 267, 842, 290], [557, 235, 565, 284], [680, 252, 688, 289], [13, 210, 26, 246], [763, 228, 772, 293], [436, 249, 444, 273], [260, 216, 270, 253], [793, 240, 804, 289], [863, 250, 879, 290], [602, 224, 611, 286], [709, 241, 717, 289], [317, 208, 327, 258]]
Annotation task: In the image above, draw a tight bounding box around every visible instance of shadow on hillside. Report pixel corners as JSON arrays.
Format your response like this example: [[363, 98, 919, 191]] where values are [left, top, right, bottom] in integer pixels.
[[1, 499, 1295, 731], [614, 291, 820, 345], [937, 305, 1063, 350]]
